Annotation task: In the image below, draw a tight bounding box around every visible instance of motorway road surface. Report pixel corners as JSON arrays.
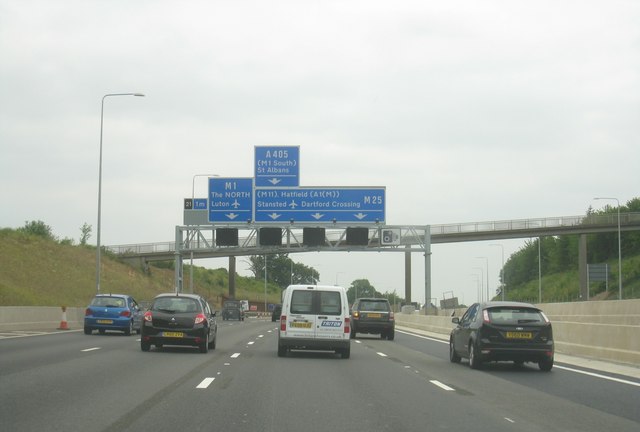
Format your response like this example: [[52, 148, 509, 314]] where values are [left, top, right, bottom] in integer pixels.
[[1, 319, 639, 432]]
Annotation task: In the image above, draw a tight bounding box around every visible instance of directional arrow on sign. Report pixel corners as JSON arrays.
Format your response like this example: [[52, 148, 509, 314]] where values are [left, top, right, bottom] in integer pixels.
[[354, 213, 368, 220], [226, 213, 239, 220], [268, 178, 281, 185], [268, 213, 281, 220], [311, 213, 324, 220]]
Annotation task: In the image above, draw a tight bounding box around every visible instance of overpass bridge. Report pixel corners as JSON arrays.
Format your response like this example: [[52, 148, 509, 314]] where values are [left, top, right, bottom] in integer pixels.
[[106, 212, 640, 303]]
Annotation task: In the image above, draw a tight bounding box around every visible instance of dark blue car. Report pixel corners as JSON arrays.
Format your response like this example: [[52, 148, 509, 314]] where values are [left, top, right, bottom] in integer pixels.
[[84, 294, 142, 335]]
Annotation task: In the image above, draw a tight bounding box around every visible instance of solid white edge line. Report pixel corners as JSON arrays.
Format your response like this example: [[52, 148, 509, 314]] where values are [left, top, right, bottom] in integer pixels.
[[430, 380, 455, 391], [196, 377, 215, 389], [398, 328, 640, 387], [553, 365, 640, 387]]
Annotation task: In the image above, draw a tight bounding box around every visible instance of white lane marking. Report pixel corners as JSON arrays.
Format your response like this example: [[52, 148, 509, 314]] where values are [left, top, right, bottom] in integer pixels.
[[247, 341, 255, 345], [354, 340, 362, 344], [81, 347, 101, 352], [196, 378, 215, 389], [397, 329, 447, 344], [430, 380, 455, 391], [504, 418, 515, 423], [258, 334, 264, 338], [230, 353, 241, 358], [554, 365, 640, 387], [376, 352, 388, 357]]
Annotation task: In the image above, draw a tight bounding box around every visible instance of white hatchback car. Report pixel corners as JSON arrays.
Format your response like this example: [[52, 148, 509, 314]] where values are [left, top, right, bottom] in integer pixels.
[[277, 284, 351, 359]]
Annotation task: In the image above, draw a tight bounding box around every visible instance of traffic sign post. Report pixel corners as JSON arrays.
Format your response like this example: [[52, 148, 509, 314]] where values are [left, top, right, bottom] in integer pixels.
[[255, 187, 385, 223], [208, 177, 253, 223], [255, 146, 300, 187]]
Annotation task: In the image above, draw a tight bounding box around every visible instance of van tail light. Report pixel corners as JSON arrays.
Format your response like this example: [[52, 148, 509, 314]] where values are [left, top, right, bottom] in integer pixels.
[[344, 317, 351, 334], [143, 311, 152, 322], [120, 310, 131, 317], [280, 315, 287, 331], [389, 311, 395, 321], [194, 313, 206, 325], [483, 309, 490, 323]]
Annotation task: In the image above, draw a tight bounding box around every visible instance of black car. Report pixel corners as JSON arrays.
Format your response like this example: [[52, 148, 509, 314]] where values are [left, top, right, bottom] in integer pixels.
[[222, 300, 245, 321], [271, 304, 282, 322], [350, 298, 395, 340], [141, 293, 217, 353], [449, 301, 554, 371]]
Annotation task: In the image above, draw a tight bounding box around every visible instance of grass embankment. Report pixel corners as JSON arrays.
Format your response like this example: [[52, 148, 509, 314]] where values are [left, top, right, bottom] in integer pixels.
[[0, 229, 282, 308]]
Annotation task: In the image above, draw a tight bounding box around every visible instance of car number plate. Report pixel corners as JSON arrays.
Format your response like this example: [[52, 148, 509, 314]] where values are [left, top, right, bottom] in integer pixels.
[[290, 321, 312, 329], [367, 313, 382, 318], [96, 320, 113, 324], [162, 332, 184, 338], [506, 331, 533, 339]]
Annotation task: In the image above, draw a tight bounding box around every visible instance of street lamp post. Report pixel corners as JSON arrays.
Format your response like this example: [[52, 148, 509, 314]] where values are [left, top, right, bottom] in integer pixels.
[[473, 267, 484, 302], [594, 197, 623, 300], [475, 256, 489, 301], [96, 93, 144, 294], [490, 244, 505, 300]]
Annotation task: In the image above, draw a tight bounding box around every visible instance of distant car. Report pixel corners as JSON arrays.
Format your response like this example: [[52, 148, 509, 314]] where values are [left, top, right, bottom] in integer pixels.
[[271, 304, 282, 322], [84, 294, 142, 336], [222, 300, 245, 321], [449, 301, 554, 371], [350, 298, 395, 340], [140, 293, 217, 353]]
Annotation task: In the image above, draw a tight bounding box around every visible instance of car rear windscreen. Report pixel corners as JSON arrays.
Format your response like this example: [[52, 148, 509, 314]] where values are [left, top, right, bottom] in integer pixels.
[[488, 307, 543, 324]]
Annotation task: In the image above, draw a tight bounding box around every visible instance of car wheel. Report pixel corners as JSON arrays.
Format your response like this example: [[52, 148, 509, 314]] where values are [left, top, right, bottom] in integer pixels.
[[539, 357, 554, 372], [199, 333, 209, 353], [136, 328, 141, 335], [340, 347, 351, 359], [469, 341, 482, 369], [141, 341, 150, 352], [449, 339, 461, 363], [124, 321, 132, 336], [387, 330, 395, 341], [350, 329, 356, 339], [277, 343, 287, 357], [84, 326, 92, 335]]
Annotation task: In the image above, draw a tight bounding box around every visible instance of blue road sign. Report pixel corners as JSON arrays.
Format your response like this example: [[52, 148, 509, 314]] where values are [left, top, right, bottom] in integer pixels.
[[208, 177, 253, 223], [255, 146, 300, 187], [193, 198, 207, 210], [255, 187, 385, 223]]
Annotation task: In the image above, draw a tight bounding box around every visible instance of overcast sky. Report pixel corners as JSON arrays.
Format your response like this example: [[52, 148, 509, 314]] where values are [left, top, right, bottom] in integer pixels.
[[2, 1, 639, 306]]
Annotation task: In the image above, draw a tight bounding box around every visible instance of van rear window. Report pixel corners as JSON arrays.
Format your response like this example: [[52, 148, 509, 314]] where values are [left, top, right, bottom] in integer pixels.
[[290, 290, 342, 315]]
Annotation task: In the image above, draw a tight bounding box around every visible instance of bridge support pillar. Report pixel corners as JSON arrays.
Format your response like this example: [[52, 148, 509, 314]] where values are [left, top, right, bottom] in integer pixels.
[[579, 234, 588, 300], [229, 256, 236, 298], [404, 245, 411, 303]]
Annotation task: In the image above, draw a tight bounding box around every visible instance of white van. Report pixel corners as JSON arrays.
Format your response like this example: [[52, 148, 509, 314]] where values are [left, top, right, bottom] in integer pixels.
[[277, 284, 351, 359]]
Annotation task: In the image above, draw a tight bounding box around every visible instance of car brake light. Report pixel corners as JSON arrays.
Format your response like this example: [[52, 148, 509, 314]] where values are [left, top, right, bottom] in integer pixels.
[[85, 308, 92, 316], [143, 311, 152, 322], [483, 310, 490, 323], [344, 317, 350, 333], [120, 310, 131, 317], [194, 313, 206, 325], [280, 315, 286, 331]]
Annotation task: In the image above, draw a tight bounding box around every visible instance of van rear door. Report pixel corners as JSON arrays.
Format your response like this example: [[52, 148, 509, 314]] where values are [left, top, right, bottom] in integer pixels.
[[314, 290, 346, 340], [285, 289, 317, 339]]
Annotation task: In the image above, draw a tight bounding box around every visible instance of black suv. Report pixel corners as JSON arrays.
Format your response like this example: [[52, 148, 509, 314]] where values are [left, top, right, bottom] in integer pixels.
[[140, 293, 217, 353], [222, 300, 245, 321], [350, 298, 395, 340]]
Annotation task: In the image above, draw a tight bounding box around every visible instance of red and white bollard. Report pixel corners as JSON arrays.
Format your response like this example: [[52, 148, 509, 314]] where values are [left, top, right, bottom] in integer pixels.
[[58, 306, 69, 330]]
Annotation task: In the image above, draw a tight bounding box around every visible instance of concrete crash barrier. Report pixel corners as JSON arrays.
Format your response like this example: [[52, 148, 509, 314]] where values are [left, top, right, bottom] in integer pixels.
[[0, 306, 86, 331], [395, 299, 640, 367]]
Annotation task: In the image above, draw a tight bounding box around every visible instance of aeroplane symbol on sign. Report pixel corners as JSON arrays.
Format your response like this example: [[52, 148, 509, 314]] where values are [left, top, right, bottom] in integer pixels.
[[289, 201, 298, 209], [231, 199, 241, 209]]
